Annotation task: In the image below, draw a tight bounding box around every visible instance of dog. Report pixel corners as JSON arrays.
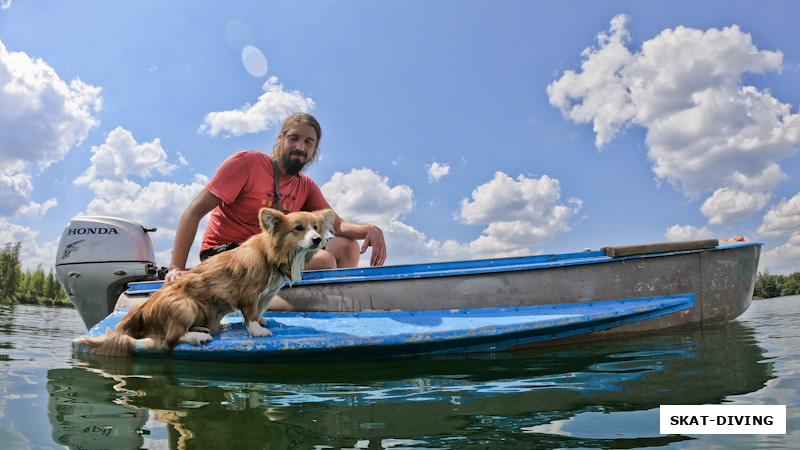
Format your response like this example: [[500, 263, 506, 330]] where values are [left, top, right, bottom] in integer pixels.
[[73, 207, 335, 357]]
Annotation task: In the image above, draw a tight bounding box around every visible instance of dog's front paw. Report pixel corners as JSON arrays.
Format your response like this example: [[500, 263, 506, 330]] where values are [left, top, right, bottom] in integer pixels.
[[246, 321, 273, 337], [180, 331, 213, 346]]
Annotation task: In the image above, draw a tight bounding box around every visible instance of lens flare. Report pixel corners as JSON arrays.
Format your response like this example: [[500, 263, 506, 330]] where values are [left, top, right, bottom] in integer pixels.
[[242, 46, 268, 77]]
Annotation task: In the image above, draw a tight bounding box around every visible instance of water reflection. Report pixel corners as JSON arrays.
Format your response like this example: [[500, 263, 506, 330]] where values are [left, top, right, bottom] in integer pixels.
[[49, 320, 772, 449]]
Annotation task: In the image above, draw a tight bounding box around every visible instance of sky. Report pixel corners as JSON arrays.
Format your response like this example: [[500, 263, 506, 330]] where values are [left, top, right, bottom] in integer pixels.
[[1, 0, 800, 275]]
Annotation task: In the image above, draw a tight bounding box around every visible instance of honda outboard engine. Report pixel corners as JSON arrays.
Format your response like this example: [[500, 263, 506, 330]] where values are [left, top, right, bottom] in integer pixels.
[[55, 216, 159, 329]]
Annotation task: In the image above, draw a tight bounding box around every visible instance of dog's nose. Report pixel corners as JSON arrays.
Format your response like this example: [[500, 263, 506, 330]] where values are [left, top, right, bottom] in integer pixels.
[[312, 236, 322, 246]]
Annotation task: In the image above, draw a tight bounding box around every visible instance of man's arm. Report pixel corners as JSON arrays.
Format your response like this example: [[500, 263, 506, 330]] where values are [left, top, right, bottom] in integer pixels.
[[165, 188, 222, 282], [332, 214, 386, 266]]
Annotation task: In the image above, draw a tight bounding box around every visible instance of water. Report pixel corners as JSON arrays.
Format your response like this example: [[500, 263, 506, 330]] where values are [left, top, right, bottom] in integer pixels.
[[1, 297, 798, 449]]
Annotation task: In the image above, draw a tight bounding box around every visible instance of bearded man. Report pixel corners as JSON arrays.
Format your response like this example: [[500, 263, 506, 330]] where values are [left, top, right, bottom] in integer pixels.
[[166, 113, 386, 282]]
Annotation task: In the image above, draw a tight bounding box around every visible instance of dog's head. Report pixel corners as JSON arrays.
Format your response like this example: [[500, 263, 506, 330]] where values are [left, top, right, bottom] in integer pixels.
[[258, 208, 335, 253]]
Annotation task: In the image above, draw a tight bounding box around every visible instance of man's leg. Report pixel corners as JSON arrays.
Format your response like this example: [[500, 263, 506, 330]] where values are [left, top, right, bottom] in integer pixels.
[[305, 236, 360, 270]]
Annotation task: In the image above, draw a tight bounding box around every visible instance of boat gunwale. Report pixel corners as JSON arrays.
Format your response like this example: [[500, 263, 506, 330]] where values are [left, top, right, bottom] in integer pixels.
[[125, 241, 761, 295]]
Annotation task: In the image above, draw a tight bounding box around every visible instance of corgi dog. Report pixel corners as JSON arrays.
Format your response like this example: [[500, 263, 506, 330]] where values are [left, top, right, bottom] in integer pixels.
[[73, 208, 335, 357]]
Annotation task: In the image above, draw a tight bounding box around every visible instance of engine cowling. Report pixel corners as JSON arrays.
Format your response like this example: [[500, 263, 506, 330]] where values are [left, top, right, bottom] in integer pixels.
[[55, 216, 159, 329]]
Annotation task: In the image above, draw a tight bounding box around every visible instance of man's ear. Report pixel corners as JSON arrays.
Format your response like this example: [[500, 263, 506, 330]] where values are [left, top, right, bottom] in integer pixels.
[[259, 208, 284, 234]]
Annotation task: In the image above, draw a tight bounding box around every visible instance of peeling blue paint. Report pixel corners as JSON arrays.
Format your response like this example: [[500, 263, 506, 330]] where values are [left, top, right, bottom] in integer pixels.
[[75, 294, 694, 361]]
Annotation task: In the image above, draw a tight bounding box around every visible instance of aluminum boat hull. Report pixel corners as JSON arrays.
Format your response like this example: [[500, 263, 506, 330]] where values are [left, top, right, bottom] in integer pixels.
[[116, 240, 759, 347]]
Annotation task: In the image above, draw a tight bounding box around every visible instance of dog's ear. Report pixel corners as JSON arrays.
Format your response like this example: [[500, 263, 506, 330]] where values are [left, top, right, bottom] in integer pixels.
[[259, 208, 285, 234], [317, 209, 335, 233]]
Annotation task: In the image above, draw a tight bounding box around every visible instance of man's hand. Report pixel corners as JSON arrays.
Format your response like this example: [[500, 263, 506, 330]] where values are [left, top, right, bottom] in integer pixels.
[[165, 267, 188, 283], [360, 225, 386, 266]]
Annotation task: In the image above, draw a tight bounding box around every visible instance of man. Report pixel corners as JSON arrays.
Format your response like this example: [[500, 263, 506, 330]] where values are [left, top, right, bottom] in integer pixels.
[[165, 113, 386, 282]]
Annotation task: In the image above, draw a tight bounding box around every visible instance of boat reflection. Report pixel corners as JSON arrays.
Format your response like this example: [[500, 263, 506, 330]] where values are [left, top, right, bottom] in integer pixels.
[[49, 320, 773, 449]]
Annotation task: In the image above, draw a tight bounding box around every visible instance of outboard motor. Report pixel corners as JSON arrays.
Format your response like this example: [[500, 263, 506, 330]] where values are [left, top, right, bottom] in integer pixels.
[[55, 216, 159, 329]]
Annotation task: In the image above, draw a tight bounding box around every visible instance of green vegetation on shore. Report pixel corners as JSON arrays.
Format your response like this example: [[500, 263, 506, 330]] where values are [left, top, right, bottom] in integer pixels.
[[754, 270, 800, 299], [0, 243, 71, 307]]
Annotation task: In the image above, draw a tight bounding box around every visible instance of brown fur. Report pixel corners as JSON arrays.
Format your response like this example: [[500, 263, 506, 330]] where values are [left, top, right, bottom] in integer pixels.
[[73, 208, 335, 357]]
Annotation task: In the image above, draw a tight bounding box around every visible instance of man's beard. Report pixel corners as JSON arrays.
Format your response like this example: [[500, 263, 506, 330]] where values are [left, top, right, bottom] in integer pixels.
[[280, 152, 307, 176]]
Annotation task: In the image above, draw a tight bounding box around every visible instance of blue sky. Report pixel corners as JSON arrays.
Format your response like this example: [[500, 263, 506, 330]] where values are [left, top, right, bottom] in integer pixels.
[[1, 0, 800, 274]]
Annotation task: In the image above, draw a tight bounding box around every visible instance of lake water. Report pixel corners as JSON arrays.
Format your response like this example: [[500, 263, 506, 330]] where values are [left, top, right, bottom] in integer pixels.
[[1, 296, 798, 449]]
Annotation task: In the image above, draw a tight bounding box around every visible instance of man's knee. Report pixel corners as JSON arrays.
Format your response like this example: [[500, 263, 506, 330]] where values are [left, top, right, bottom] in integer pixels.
[[305, 249, 337, 270], [328, 237, 359, 268]]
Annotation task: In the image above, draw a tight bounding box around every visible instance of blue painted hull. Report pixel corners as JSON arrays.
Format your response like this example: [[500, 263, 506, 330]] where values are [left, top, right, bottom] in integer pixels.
[[77, 294, 694, 361]]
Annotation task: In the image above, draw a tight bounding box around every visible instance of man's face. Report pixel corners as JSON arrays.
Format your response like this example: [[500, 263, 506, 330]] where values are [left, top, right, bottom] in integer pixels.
[[278, 123, 317, 176]]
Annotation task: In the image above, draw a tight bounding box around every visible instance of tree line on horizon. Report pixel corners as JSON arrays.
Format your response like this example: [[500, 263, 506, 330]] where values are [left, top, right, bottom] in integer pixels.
[[0, 243, 70, 307], [753, 270, 800, 299]]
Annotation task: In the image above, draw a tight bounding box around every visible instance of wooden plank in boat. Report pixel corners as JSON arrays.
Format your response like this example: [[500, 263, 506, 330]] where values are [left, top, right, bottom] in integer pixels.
[[603, 239, 719, 258]]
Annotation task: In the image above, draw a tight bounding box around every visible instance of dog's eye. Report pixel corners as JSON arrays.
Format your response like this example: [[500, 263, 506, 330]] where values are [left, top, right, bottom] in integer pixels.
[[313, 225, 318, 230], [294, 225, 304, 231]]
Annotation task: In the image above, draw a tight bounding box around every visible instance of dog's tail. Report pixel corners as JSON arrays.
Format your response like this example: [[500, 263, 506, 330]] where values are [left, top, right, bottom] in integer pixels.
[[72, 303, 150, 357], [72, 327, 138, 357], [117, 301, 148, 336]]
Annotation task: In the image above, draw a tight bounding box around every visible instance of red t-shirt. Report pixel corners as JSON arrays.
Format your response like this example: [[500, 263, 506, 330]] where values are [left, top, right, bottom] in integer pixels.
[[201, 150, 331, 253]]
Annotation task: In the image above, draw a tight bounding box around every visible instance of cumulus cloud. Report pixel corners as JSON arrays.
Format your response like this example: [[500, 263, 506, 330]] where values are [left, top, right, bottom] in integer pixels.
[[81, 175, 208, 268], [0, 174, 33, 216], [86, 178, 206, 227], [700, 187, 770, 225], [0, 217, 50, 271], [427, 161, 450, 182], [70, 127, 203, 267], [19, 198, 57, 217], [321, 168, 414, 227], [758, 192, 800, 237], [321, 168, 580, 265], [759, 231, 800, 275], [0, 39, 100, 216], [665, 224, 715, 242], [199, 76, 315, 137], [458, 172, 582, 255], [75, 126, 176, 196], [0, 172, 57, 217], [321, 168, 436, 265], [548, 15, 800, 224]]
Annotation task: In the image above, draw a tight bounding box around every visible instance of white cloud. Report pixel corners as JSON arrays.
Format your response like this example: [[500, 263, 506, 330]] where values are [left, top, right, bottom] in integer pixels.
[[548, 15, 800, 224], [322, 168, 436, 266], [665, 224, 715, 242], [547, 14, 635, 147], [0, 217, 50, 272], [758, 192, 800, 237], [320, 168, 580, 265], [19, 198, 57, 217], [700, 187, 770, 225], [427, 161, 450, 182], [0, 173, 32, 215], [0, 40, 101, 171], [83, 176, 208, 268], [0, 218, 36, 250], [0, 39, 101, 215], [321, 168, 414, 227], [759, 231, 800, 275], [75, 126, 176, 192], [68, 126, 203, 267], [199, 76, 315, 137], [86, 178, 206, 227], [459, 172, 582, 252]]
